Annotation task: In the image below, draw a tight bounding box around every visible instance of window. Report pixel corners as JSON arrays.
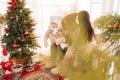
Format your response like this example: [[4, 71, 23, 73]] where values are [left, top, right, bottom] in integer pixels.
[[77, 0, 102, 21], [1, 0, 120, 55]]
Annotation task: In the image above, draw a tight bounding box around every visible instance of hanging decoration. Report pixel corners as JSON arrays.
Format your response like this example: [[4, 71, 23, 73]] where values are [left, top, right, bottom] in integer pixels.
[[24, 31, 29, 36], [114, 22, 119, 29], [7, 10, 11, 13], [30, 22, 36, 26], [13, 43, 18, 48], [0, 14, 6, 24], [29, 35, 33, 39], [16, 15, 19, 21], [10, 16, 14, 20], [4, 28, 10, 32], [21, 38, 26, 42]]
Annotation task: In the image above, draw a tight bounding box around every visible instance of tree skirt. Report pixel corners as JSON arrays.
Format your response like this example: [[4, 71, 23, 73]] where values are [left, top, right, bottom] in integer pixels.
[[20, 71, 59, 80], [0, 65, 64, 80]]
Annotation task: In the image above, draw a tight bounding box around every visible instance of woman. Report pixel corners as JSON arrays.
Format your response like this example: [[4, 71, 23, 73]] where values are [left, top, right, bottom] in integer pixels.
[[62, 11, 96, 67], [57, 11, 110, 80]]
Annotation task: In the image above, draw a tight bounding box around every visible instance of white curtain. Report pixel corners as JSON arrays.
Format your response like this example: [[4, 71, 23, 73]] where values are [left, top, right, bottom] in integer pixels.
[[102, 0, 120, 14], [1, 0, 120, 56]]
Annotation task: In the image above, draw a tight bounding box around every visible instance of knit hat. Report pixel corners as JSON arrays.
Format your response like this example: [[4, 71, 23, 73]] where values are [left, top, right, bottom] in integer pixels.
[[2, 46, 9, 62]]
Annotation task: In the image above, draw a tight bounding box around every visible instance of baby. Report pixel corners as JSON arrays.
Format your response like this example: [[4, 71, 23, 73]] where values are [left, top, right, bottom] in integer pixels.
[[55, 29, 68, 53], [44, 16, 68, 54]]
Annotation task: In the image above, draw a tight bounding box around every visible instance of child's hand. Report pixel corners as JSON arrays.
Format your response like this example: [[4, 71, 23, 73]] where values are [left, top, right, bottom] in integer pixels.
[[49, 33, 56, 43], [55, 39, 60, 45], [55, 38, 65, 45]]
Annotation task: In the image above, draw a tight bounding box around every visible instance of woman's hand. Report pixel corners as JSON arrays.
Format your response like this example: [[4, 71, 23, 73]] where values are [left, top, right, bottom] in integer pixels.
[[64, 46, 75, 64]]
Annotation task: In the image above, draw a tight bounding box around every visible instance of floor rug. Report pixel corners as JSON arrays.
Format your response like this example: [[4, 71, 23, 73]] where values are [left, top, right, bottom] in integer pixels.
[[20, 70, 59, 80]]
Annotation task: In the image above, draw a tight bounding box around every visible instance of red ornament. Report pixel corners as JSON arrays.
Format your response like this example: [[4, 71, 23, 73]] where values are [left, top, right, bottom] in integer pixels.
[[16, 15, 18, 21], [30, 22, 36, 26], [29, 35, 33, 39], [0, 15, 5, 19], [7, 10, 11, 13], [13, 43, 18, 48], [24, 31, 29, 36], [114, 23, 119, 29], [10, 16, 14, 20], [4, 28, 10, 32], [21, 38, 26, 42]]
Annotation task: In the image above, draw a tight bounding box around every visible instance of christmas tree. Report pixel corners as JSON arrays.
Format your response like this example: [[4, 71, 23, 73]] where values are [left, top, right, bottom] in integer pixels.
[[56, 12, 112, 80], [2, 0, 39, 61], [93, 13, 120, 55], [93, 13, 120, 80]]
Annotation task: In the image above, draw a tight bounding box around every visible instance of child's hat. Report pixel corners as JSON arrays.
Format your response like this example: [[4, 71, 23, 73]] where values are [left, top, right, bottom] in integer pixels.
[[50, 16, 62, 28]]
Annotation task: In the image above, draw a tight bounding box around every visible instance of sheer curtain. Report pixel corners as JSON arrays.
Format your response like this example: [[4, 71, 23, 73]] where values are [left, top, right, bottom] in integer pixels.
[[102, 0, 120, 14], [1, 0, 120, 56], [31, 0, 103, 55]]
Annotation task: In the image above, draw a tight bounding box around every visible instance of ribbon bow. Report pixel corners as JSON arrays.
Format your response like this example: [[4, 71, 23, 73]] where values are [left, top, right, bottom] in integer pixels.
[[7, 0, 18, 9]]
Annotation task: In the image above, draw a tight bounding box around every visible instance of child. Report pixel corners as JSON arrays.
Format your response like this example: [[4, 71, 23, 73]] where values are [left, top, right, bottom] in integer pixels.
[[44, 16, 62, 46], [55, 29, 68, 54], [44, 16, 68, 68]]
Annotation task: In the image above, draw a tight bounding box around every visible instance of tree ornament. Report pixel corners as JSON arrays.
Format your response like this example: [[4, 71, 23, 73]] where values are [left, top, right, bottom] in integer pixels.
[[10, 16, 14, 20], [18, 48, 22, 52], [4, 28, 10, 32], [114, 23, 119, 29], [17, 37, 20, 40], [30, 22, 36, 26], [4, 33, 9, 36], [7, 10, 11, 13], [24, 31, 29, 36], [13, 43, 18, 48], [0, 15, 5, 19], [21, 38, 26, 42], [20, 10, 22, 13], [16, 15, 18, 21], [20, 0, 24, 1], [29, 35, 33, 39]]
